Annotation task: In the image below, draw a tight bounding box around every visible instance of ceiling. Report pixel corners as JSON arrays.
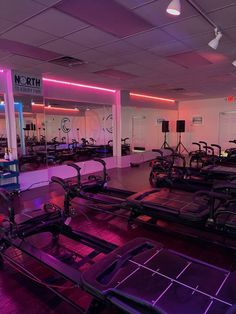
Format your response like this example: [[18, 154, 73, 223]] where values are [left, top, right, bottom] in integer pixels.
[[0, 0, 236, 101]]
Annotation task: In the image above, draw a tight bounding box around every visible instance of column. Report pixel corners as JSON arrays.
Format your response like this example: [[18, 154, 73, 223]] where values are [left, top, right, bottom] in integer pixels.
[[3, 70, 18, 159]]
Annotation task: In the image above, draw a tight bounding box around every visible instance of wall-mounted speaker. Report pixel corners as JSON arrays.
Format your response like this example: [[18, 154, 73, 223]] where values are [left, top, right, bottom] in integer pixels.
[[162, 120, 169, 133], [176, 120, 185, 133]]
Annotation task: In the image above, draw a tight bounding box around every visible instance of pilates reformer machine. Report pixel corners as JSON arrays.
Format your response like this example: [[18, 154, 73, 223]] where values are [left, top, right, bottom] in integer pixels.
[[149, 147, 236, 192], [49, 159, 236, 249], [0, 188, 236, 313]]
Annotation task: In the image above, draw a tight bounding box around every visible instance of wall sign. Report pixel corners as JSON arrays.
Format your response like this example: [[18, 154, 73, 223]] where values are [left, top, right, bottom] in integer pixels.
[[103, 114, 113, 133], [12, 71, 42, 95], [61, 117, 71, 133], [157, 118, 165, 124], [192, 116, 203, 125]]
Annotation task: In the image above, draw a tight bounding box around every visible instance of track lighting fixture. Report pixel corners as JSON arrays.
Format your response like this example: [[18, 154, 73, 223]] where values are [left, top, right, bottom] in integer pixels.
[[208, 28, 222, 50], [166, 0, 181, 16]]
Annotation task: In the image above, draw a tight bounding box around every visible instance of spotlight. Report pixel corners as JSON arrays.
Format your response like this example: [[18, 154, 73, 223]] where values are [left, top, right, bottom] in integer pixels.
[[208, 28, 222, 50], [232, 60, 236, 67], [166, 0, 181, 16]]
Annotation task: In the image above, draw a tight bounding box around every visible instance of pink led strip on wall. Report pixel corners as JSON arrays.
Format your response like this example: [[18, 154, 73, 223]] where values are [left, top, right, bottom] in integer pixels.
[[130, 92, 175, 103], [43, 77, 116, 93]]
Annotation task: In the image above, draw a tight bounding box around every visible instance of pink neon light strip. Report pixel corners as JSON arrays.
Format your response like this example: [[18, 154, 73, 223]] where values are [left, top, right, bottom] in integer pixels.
[[45, 106, 79, 112], [130, 92, 175, 103], [32, 103, 79, 112], [43, 77, 116, 93]]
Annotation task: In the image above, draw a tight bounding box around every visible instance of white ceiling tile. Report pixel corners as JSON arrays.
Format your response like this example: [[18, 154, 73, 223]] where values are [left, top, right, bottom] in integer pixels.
[[163, 16, 212, 40], [4, 55, 43, 67], [194, 0, 236, 13], [32, 0, 61, 6], [124, 51, 163, 66], [0, 0, 45, 23], [40, 38, 88, 55], [181, 32, 213, 49], [25, 8, 88, 37], [96, 41, 139, 56], [113, 63, 153, 76], [0, 19, 17, 33], [1, 25, 56, 46], [0, 50, 12, 60], [134, 0, 197, 27], [224, 26, 236, 41], [66, 27, 117, 48], [125, 28, 175, 49], [72, 49, 114, 63], [208, 5, 236, 29], [114, 0, 154, 9], [150, 40, 192, 56], [93, 55, 128, 67]]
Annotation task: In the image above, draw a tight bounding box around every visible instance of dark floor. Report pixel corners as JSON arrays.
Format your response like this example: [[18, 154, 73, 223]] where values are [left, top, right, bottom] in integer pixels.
[[1, 162, 236, 313]]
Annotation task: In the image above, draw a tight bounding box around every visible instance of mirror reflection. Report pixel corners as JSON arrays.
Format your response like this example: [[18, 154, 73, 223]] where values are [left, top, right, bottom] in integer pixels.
[[17, 99, 114, 172]]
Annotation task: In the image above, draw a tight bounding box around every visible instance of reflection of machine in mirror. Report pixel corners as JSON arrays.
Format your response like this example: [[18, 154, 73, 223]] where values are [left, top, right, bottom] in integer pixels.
[[17, 101, 114, 172]]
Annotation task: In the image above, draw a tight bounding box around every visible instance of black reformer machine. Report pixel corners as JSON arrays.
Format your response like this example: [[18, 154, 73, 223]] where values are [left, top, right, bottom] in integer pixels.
[[50, 158, 236, 249], [149, 146, 236, 192], [0, 189, 236, 313]]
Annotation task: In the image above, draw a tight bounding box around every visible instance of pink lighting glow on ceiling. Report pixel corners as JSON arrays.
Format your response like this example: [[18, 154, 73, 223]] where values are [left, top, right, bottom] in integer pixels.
[[130, 92, 175, 103], [32, 103, 80, 113], [43, 77, 116, 93], [0, 69, 4, 73]]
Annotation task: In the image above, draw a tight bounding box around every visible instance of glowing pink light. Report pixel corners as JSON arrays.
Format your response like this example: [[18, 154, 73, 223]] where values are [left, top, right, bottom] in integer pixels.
[[43, 77, 116, 93], [130, 92, 175, 103], [0, 70, 3, 73], [45, 106, 80, 112], [32, 103, 80, 112]]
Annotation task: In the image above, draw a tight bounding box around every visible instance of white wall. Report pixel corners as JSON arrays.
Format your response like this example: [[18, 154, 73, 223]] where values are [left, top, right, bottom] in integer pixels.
[[122, 106, 178, 150], [178, 97, 236, 151]]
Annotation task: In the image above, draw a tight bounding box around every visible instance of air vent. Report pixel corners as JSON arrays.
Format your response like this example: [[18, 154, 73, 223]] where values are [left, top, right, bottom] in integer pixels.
[[49, 56, 86, 67]]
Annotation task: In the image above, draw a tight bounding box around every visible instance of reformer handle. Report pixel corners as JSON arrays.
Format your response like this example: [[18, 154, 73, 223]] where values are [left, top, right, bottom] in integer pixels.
[[203, 145, 214, 155], [211, 144, 221, 156], [93, 158, 107, 183], [51, 176, 69, 191], [0, 188, 15, 224], [67, 162, 81, 186], [199, 141, 207, 152], [192, 142, 201, 150]]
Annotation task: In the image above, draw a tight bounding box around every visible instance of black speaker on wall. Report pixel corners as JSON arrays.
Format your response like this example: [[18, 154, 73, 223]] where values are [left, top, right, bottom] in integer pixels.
[[162, 120, 169, 133], [176, 120, 185, 133]]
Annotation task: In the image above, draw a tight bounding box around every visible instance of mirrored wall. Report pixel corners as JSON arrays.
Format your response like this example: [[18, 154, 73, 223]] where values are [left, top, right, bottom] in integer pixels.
[[16, 98, 114, 173]]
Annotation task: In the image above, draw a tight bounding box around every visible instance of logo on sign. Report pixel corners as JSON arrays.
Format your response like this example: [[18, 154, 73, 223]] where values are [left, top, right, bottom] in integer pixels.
[[103, 114, 113, 133], [61, 117, 71, 133], [12, 71, 42, 95], [15, 75, 41, 88]]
